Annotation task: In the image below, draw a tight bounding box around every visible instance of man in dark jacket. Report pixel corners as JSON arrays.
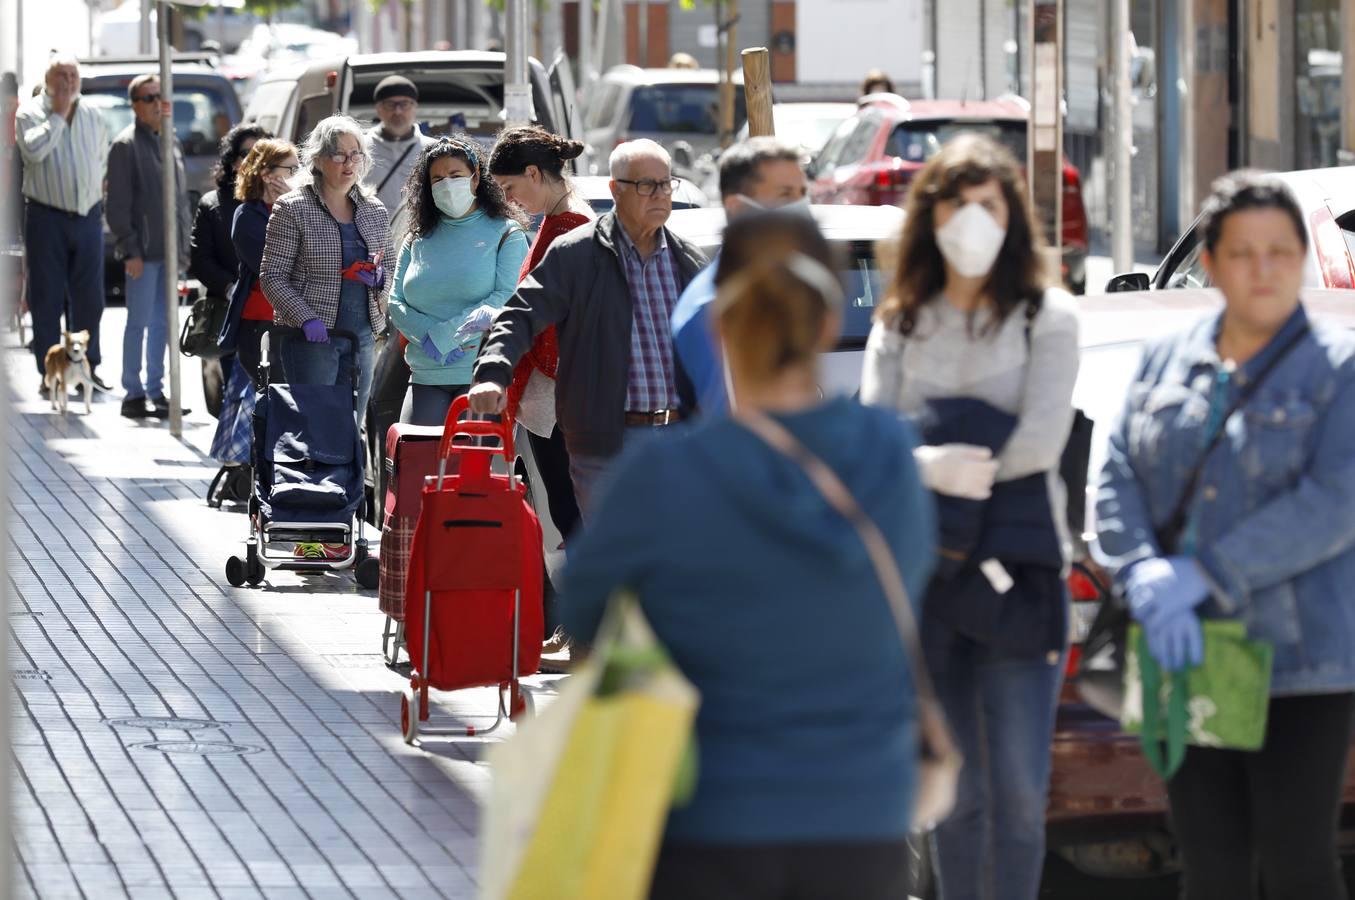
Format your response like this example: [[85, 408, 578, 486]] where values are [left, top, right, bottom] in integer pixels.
[[469, 139, 708, 516], [106, 73, 192, 419]]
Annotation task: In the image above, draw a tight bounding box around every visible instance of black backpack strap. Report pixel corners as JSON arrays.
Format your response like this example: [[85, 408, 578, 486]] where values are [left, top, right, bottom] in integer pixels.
[[376, 141, 419, 196]]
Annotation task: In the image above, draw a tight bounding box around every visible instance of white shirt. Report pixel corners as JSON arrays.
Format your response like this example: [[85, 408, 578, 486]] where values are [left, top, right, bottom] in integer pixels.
[[15, 92, 109, 215]]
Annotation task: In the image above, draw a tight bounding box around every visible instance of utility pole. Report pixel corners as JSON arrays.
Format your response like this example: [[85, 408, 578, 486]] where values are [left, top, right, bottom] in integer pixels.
[[1110, 0, 1133, 273], [159, 1, 183, 436], [141, 0, 152, 53], [504, 0, 530, 126], [578, 0, 593, 101]]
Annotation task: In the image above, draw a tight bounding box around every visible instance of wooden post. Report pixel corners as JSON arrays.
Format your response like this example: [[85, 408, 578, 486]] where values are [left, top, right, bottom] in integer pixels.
[[741, 47, 773, 137], [719, 0, 737, 148]]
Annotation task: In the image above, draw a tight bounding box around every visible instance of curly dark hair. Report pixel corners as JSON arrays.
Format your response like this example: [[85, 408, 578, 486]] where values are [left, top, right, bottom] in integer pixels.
[[488, 125, 585, 180], [876, 132, 1048, 336], [405, 135, 527, 240], [213, 123, 272, 194]]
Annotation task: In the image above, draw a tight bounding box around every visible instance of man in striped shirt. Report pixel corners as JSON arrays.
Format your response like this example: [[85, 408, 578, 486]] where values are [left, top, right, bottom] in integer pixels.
[[15, 54, 111, 394]]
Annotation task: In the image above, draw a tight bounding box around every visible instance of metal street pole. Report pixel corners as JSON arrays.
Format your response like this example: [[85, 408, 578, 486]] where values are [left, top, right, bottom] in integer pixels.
[[159, 1, 183, 436], [504, 0, 530, 126], [578, 0, 593, 101], [141, 0, 152, 53], [1110, 0, 1133, 273]]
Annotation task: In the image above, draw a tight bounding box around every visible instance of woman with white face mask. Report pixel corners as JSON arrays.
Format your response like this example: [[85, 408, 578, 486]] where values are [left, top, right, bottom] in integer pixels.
[[860, 133, 1080, 900], [388, 136, 529, 425]]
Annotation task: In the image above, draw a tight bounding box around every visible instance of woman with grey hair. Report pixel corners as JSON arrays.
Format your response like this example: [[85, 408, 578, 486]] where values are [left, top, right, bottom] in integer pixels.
[[259, 114, 392, 559]]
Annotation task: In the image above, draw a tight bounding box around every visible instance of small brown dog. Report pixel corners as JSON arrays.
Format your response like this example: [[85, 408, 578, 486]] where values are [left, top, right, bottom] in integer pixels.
[[43, 330, 94, 415]]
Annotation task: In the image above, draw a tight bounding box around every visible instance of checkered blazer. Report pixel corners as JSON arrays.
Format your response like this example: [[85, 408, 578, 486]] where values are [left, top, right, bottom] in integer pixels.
[[259, 183, 392, 333]]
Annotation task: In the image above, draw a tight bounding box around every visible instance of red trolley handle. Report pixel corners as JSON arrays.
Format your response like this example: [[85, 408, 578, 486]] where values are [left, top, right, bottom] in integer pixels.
[[437, 395, 515, 462]]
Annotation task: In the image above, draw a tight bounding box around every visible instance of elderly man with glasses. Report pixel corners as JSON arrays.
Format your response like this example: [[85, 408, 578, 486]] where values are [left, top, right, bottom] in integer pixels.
[[365, 76, 435, 223], [15, 53, 112, 399], [106, 72, 192, 419], [469, 138, 708, 518]]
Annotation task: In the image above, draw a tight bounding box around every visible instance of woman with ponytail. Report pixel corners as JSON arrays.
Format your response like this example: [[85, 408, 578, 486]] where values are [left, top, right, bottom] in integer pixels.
[[488, 125, 593, 545], [559, 211, 936, 898]]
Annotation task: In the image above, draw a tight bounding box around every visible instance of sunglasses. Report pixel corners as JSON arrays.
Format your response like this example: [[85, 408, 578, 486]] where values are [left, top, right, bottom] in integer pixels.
[[133, 92, 162, 104]]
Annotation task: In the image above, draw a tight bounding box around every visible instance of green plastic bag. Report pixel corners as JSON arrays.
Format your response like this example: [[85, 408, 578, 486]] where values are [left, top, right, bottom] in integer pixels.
[[1121, 620, 1274, 779]]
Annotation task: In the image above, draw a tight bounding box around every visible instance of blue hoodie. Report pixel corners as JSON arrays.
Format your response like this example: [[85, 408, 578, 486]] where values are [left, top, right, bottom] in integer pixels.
[[560, 396, 936, 844]]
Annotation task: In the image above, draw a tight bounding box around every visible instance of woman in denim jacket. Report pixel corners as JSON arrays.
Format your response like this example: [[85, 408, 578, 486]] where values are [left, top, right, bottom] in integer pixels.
[[1095, 171, 1355, 899]]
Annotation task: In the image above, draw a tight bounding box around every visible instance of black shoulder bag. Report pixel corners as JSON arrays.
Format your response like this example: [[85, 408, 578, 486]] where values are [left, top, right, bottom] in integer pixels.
[[1074, 323, 1311, 718]]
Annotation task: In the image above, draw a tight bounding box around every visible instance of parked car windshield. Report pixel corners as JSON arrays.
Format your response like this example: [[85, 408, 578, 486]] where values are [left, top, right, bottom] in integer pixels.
[[628, 85, 746, 134], [888, 119, 1027, 164], [83, 86, 234, 156]]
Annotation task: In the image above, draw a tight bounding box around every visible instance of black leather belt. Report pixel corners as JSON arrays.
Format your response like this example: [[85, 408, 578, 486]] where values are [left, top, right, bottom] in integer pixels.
[[26, 197, 94, 219], [624, 409, 682, 426]]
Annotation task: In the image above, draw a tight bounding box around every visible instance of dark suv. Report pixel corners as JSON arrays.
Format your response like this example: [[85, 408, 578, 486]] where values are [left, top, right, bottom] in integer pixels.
[[809, 93, 1090, 294]]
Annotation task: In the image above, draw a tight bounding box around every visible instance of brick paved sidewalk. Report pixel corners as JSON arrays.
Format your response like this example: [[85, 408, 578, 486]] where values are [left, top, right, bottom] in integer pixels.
[[9, 310, 557, 899]]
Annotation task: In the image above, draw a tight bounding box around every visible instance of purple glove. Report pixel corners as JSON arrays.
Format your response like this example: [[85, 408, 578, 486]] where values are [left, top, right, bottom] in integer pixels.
[[355, 262, 384, 288], [301, 319, 329, 343], [420, 333, 443, 361]]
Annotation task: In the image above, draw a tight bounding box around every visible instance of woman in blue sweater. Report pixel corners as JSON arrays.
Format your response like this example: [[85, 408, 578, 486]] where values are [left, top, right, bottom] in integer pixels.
[[389, 136, 529, 425], [560, 213, 937, 899]]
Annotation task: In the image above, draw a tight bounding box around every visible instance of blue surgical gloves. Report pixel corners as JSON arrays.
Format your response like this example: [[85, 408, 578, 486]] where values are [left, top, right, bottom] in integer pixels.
[[419, 306, 499, 366], [1125, 556, 1212, 671], [421, 333, 465, 366], [300, 318, 328, 343], [454, 304, 498, 342]]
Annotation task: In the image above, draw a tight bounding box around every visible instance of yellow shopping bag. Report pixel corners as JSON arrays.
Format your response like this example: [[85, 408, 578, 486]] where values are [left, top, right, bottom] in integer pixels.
[[481, 594, 700, 900]]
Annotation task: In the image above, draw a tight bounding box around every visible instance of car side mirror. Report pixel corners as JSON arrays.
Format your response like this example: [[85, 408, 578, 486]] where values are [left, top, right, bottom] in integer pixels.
[[1105, 272, 1150, 293]]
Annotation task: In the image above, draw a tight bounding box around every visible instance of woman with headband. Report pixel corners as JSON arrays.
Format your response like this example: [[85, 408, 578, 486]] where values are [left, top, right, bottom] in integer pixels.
[[560, 211, 936, 897], [388, 135, 529, 425]]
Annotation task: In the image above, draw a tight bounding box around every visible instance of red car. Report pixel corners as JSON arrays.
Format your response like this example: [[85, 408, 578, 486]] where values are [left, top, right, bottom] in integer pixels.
[[808, 94, 1090, 294]]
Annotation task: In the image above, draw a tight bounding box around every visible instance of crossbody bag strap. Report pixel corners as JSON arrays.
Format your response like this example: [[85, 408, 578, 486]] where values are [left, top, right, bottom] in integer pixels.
[[1158, 322, 1311, 547], [376, 141, 418, 196], [736, 410, 939, 706]]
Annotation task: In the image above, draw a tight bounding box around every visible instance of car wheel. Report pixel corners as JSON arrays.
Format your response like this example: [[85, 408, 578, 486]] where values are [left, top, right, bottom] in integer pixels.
[[201, 358, 225, 420]]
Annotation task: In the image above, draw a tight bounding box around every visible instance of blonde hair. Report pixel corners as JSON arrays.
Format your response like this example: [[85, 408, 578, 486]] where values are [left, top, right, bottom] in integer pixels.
[[235, 139, 298, 201]]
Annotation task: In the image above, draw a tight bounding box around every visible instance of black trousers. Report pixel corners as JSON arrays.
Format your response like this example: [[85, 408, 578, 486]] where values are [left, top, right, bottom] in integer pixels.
[[1166, 691, 1355, 900], [527, 425, 580, 543], [648, 840, 911, 900]]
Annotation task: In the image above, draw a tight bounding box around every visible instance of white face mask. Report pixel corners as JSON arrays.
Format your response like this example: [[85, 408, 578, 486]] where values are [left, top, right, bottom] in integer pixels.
[[735, 193, 812, 217], [433, 177, 475, 218], [935, 202, 1007, 278]]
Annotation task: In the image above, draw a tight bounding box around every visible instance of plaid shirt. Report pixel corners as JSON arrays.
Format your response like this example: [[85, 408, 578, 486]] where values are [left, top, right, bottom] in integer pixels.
[[617, 225, 681, 411], [259, 183, 392, 334]]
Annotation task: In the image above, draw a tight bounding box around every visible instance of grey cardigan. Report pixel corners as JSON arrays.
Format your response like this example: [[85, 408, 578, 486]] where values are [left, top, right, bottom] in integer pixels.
[[473, 212, 708, 459], [259, 183, 392, 334]]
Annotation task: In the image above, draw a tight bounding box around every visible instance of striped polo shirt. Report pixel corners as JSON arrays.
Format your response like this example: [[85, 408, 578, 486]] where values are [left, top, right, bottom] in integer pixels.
[[15, 92, 108, 215]]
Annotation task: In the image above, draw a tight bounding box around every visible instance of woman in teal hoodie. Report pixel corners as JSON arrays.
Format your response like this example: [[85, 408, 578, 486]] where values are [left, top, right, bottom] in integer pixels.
[[389, 136, 529, 425], [560, 213, 937, 899]]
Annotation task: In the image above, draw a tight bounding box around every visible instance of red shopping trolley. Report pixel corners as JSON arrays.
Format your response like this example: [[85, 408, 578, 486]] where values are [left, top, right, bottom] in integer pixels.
[[399, 397, 544, 743]]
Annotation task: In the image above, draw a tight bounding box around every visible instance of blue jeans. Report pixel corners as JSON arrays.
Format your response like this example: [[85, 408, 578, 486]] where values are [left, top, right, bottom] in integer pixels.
[[930, 644, 1064, 900], [122, 260, 168, 399], [280, 328, 375, 425], [24, 200, 106, 375]]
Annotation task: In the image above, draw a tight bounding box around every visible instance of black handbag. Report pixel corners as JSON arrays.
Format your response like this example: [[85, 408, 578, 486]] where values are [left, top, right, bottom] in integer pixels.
[[180, 288, 232, 359], [1074, 324, 1310, 718]]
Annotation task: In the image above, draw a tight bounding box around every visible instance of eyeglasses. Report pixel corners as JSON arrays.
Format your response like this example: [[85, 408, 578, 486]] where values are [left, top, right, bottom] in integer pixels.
[[327, 150, 366, 165], [379, 98, 415, 112], [133, 92, 161, 104], [270, 164, 301, 176], [615, 178, 678, 198]]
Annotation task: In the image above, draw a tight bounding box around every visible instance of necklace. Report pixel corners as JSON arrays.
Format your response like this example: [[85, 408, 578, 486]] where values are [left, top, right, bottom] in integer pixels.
[[545, 190, 571, 218]]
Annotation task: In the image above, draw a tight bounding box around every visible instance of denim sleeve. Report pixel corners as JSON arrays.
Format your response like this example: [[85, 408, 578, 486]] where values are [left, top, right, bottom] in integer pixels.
[[1196, 363, 1355, 605], [1092, 349, 1161, 590], [558, 443, 667, 645]]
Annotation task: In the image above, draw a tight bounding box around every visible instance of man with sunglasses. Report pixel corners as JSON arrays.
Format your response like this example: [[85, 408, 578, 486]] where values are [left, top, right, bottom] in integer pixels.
[[15, 53, 111, 397], [366, 76, 435, 218], [106, 72, 192, 419], [470, 139, 708, 517]]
